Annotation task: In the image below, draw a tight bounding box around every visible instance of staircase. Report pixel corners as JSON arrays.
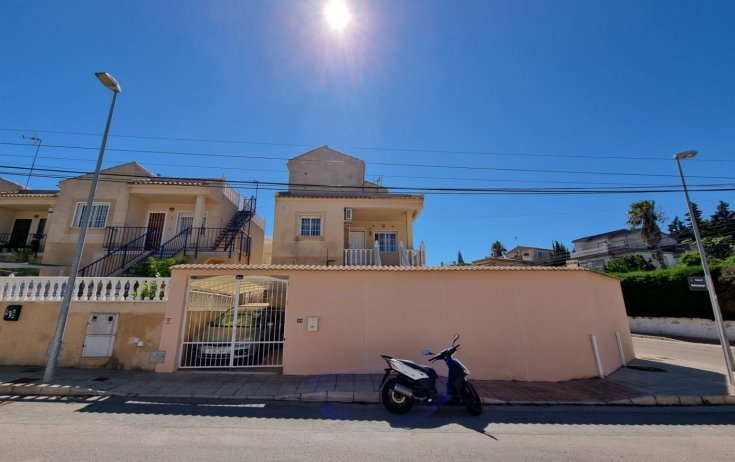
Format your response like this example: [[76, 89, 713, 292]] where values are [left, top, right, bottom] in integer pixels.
[[211, 210, 253, 251]]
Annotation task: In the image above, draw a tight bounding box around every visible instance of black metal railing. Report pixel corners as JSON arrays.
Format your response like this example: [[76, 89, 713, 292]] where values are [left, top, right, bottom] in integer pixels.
[[103, 226, 149, 250], [0, 233, 47, 253], [79, 233, 150, 277]]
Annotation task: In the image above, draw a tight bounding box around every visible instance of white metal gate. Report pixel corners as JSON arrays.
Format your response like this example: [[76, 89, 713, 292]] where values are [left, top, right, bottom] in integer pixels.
[[179, 275, 287, 369]]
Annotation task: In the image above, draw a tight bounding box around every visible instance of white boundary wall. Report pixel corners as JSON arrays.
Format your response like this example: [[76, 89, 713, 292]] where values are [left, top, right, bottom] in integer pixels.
[[629, 317, 735, 342]]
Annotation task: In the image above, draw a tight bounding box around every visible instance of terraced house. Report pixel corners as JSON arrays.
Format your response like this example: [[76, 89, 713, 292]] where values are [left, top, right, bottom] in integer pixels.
[[0, 162, 265, 276]]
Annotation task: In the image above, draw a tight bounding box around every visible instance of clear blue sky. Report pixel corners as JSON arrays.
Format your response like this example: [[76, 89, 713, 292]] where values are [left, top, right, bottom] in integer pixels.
[[1, 0, 734, 265]]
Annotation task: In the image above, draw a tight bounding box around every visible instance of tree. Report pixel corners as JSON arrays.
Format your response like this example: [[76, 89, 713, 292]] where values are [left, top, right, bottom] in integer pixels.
[[626, 200, 665, 267], [685, 202, 711, 237], [604, 255, 656, 273], [667, 216, 689, 242], [548, 241, 570, 266], [491, 241, 506, 258], [457, 251, 466, 266], [710, 200, 735, 239]]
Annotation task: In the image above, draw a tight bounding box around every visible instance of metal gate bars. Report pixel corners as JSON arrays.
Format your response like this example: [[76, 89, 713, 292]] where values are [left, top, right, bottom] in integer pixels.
[[179, 275, 287, 369]]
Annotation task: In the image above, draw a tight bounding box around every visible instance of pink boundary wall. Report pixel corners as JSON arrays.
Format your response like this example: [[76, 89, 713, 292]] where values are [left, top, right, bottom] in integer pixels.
[[157, 266, 634, 381]]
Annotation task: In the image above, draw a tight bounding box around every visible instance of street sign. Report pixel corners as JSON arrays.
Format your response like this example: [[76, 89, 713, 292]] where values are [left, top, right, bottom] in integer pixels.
[[687, 276, 707, 291]]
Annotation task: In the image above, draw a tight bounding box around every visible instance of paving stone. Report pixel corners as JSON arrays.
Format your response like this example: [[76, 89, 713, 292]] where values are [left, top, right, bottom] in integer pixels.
[[679, 395, 705, 405], [326, 391, 354, 402], [353, 391, 380, 403], [301, 391, 327, 401]]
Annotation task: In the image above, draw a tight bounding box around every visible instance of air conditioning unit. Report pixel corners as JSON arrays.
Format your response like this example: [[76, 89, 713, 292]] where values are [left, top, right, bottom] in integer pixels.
[[344, 208, 353, 221]]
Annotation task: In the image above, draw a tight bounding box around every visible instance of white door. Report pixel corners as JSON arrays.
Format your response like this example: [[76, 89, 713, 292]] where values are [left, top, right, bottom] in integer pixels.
[[348, 230, 366, 249]]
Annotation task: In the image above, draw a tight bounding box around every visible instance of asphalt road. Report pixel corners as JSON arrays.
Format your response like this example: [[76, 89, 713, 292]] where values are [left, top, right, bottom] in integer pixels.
[[0, 397, 733, 461], [633, 335, 734, 371]]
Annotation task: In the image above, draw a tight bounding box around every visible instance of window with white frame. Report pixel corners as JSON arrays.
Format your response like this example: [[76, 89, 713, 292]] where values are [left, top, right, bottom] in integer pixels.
[[375, 231, 397, 252], [177, 212, 207, 234], [299, 215, 322, 237], [72, 202, 110, 228]]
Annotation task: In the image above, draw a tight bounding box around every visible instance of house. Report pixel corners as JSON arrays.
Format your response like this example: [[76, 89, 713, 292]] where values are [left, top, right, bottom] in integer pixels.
[[568, 228, 680, 270], [270, 146, 425, 266], [1, 162, 265, 275], [506, 245, 553, 264], [0, 178, 58, 257]]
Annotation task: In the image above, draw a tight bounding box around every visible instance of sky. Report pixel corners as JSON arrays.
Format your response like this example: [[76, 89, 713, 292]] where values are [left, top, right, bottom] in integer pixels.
[[1, 0, 734, 265]]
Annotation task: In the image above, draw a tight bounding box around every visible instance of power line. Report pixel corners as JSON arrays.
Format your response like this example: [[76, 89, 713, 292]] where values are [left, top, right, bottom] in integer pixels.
[[2, 126, 733, 163], [2, 141, 735, 181], [2, 164, 735, 196]]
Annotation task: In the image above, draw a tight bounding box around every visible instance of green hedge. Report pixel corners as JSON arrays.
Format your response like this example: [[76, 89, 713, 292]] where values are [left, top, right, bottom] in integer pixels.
[[610, 265, 735, 320]]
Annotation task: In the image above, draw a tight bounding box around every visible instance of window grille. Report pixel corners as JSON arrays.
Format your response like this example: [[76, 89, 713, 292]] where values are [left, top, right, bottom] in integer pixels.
[[72, 202, 110, 228]]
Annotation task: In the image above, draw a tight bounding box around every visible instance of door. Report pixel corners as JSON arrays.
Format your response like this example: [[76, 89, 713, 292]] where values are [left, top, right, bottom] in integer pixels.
[[348, 230, 366, 249], [144, 212, 166, 250], [9, 219, 32, 249]]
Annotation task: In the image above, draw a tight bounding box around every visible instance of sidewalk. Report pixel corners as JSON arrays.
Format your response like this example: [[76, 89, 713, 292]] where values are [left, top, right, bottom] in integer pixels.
[[2, 355, 733, 406]]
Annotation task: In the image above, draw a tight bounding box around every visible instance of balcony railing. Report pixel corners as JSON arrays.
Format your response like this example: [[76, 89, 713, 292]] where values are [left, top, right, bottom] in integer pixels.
[[344, 241, 426, 267], [570, 242, 640, 259], [0, 233, 47, 253], [0, 276, 170, 302]]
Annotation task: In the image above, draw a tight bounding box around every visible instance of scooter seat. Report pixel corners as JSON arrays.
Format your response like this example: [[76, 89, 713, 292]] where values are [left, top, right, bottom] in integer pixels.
[[399, 360, 438, 379]]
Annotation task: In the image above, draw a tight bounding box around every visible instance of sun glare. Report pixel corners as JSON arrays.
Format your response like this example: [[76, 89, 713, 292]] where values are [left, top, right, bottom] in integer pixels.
[[324, 0, 351, 31]]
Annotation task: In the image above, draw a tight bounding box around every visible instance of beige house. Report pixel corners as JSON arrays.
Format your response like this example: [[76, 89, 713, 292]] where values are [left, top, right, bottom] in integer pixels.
[[506, 245, 553, 264], [1, 162, 265, 276], [271, 146, 425, 266]]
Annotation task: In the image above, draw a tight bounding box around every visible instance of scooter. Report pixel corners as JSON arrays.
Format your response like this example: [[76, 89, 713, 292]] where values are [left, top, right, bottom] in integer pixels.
[[379, 334, 482, 415]]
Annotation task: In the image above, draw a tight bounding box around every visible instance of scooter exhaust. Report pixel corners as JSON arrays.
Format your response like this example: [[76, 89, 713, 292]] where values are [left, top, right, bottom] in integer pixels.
[[392, 383, 414, 399]]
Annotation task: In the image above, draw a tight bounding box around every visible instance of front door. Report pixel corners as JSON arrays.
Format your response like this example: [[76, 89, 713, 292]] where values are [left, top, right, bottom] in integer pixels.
[[145, 212, 166, 250], [348, 230, 366, 249], [9, 219, 32, 249]]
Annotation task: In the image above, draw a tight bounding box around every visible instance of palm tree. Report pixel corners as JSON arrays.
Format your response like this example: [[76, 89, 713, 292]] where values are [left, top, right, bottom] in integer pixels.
[[491, 241, 506, 258], [626, 200, 664, 267]]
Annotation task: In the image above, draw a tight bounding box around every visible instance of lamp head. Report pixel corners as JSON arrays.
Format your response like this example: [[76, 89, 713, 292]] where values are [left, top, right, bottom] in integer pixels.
[[674, 150, 697, 160], [95, 72, 121, 93]]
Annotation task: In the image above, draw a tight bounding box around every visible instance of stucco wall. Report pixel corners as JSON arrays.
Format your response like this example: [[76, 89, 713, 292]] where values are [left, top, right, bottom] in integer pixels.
[[272, 196, 421, 265], [157, 266, 633, 381], [0, 301, 166, 371]]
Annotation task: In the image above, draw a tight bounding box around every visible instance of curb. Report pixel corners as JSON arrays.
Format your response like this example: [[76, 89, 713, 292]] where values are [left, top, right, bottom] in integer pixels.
[[2, 385, 734, 406]]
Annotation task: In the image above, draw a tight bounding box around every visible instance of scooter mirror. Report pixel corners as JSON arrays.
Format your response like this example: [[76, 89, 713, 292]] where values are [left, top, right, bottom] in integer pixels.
[[452, 333, 460, 345], [422, 349, 433, 356]]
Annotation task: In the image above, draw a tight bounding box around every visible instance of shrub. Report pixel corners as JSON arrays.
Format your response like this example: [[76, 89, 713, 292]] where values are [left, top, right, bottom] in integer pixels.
[[128, 256, 187, 278], [604, 255, 655, 273], [612, 260, 735, 320]]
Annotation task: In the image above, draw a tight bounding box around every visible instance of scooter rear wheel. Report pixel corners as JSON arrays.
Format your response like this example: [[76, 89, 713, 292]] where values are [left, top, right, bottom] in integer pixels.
[[381, 378, 413, 414], [461, 381, 483, 415]]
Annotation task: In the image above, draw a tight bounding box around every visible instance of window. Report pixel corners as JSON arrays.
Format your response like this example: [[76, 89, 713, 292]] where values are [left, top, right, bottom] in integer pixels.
[[72, 202, 109, 228], [299, 216, 322, 237], [177, 212, 207, 234], [536, 251, 544, 259], [375, 231, 397, 252]]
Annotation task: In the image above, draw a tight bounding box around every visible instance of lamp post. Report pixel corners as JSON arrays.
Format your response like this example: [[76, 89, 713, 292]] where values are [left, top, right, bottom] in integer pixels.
[[674, 150, 735, 388], [43, 72, 121, 384]]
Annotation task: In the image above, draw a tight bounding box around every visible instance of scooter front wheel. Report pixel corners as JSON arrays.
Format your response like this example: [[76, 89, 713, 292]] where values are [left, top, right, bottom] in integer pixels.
[[461, 381, 483, 415], [381, 378, 413, 414]]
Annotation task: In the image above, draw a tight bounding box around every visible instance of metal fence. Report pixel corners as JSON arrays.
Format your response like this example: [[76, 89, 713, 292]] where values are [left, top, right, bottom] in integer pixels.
[[179, 275, 288, 369]]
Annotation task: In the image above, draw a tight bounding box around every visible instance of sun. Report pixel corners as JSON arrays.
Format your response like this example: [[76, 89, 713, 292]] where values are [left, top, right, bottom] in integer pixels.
[[324, 0, 351, 31]]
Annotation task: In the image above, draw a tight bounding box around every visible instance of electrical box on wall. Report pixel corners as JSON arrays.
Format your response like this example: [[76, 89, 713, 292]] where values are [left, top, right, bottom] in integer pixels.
[[307, 316, 319, 332], [3, 305, 22, 321]]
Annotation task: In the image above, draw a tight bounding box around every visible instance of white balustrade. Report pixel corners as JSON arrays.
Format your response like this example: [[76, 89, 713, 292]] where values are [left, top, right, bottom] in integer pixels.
[[570, 243, 609, 258], [344, 249, 374, 266], [0, 276, 170, 303], [222, 182, 240, 207]]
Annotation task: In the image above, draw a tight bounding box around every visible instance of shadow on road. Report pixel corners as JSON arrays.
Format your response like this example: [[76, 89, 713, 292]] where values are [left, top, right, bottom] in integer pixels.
[[3, 395, 732, 439]]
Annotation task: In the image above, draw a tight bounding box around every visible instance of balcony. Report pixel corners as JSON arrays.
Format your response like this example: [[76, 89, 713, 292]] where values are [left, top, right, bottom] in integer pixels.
[[0, 233, 47, 253], [344, 241, 426, 267]]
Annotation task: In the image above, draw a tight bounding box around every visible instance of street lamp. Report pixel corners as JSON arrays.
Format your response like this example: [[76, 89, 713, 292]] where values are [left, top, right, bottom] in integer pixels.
[[43, 72, 121, 383], [674, 150, 735, 388]]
